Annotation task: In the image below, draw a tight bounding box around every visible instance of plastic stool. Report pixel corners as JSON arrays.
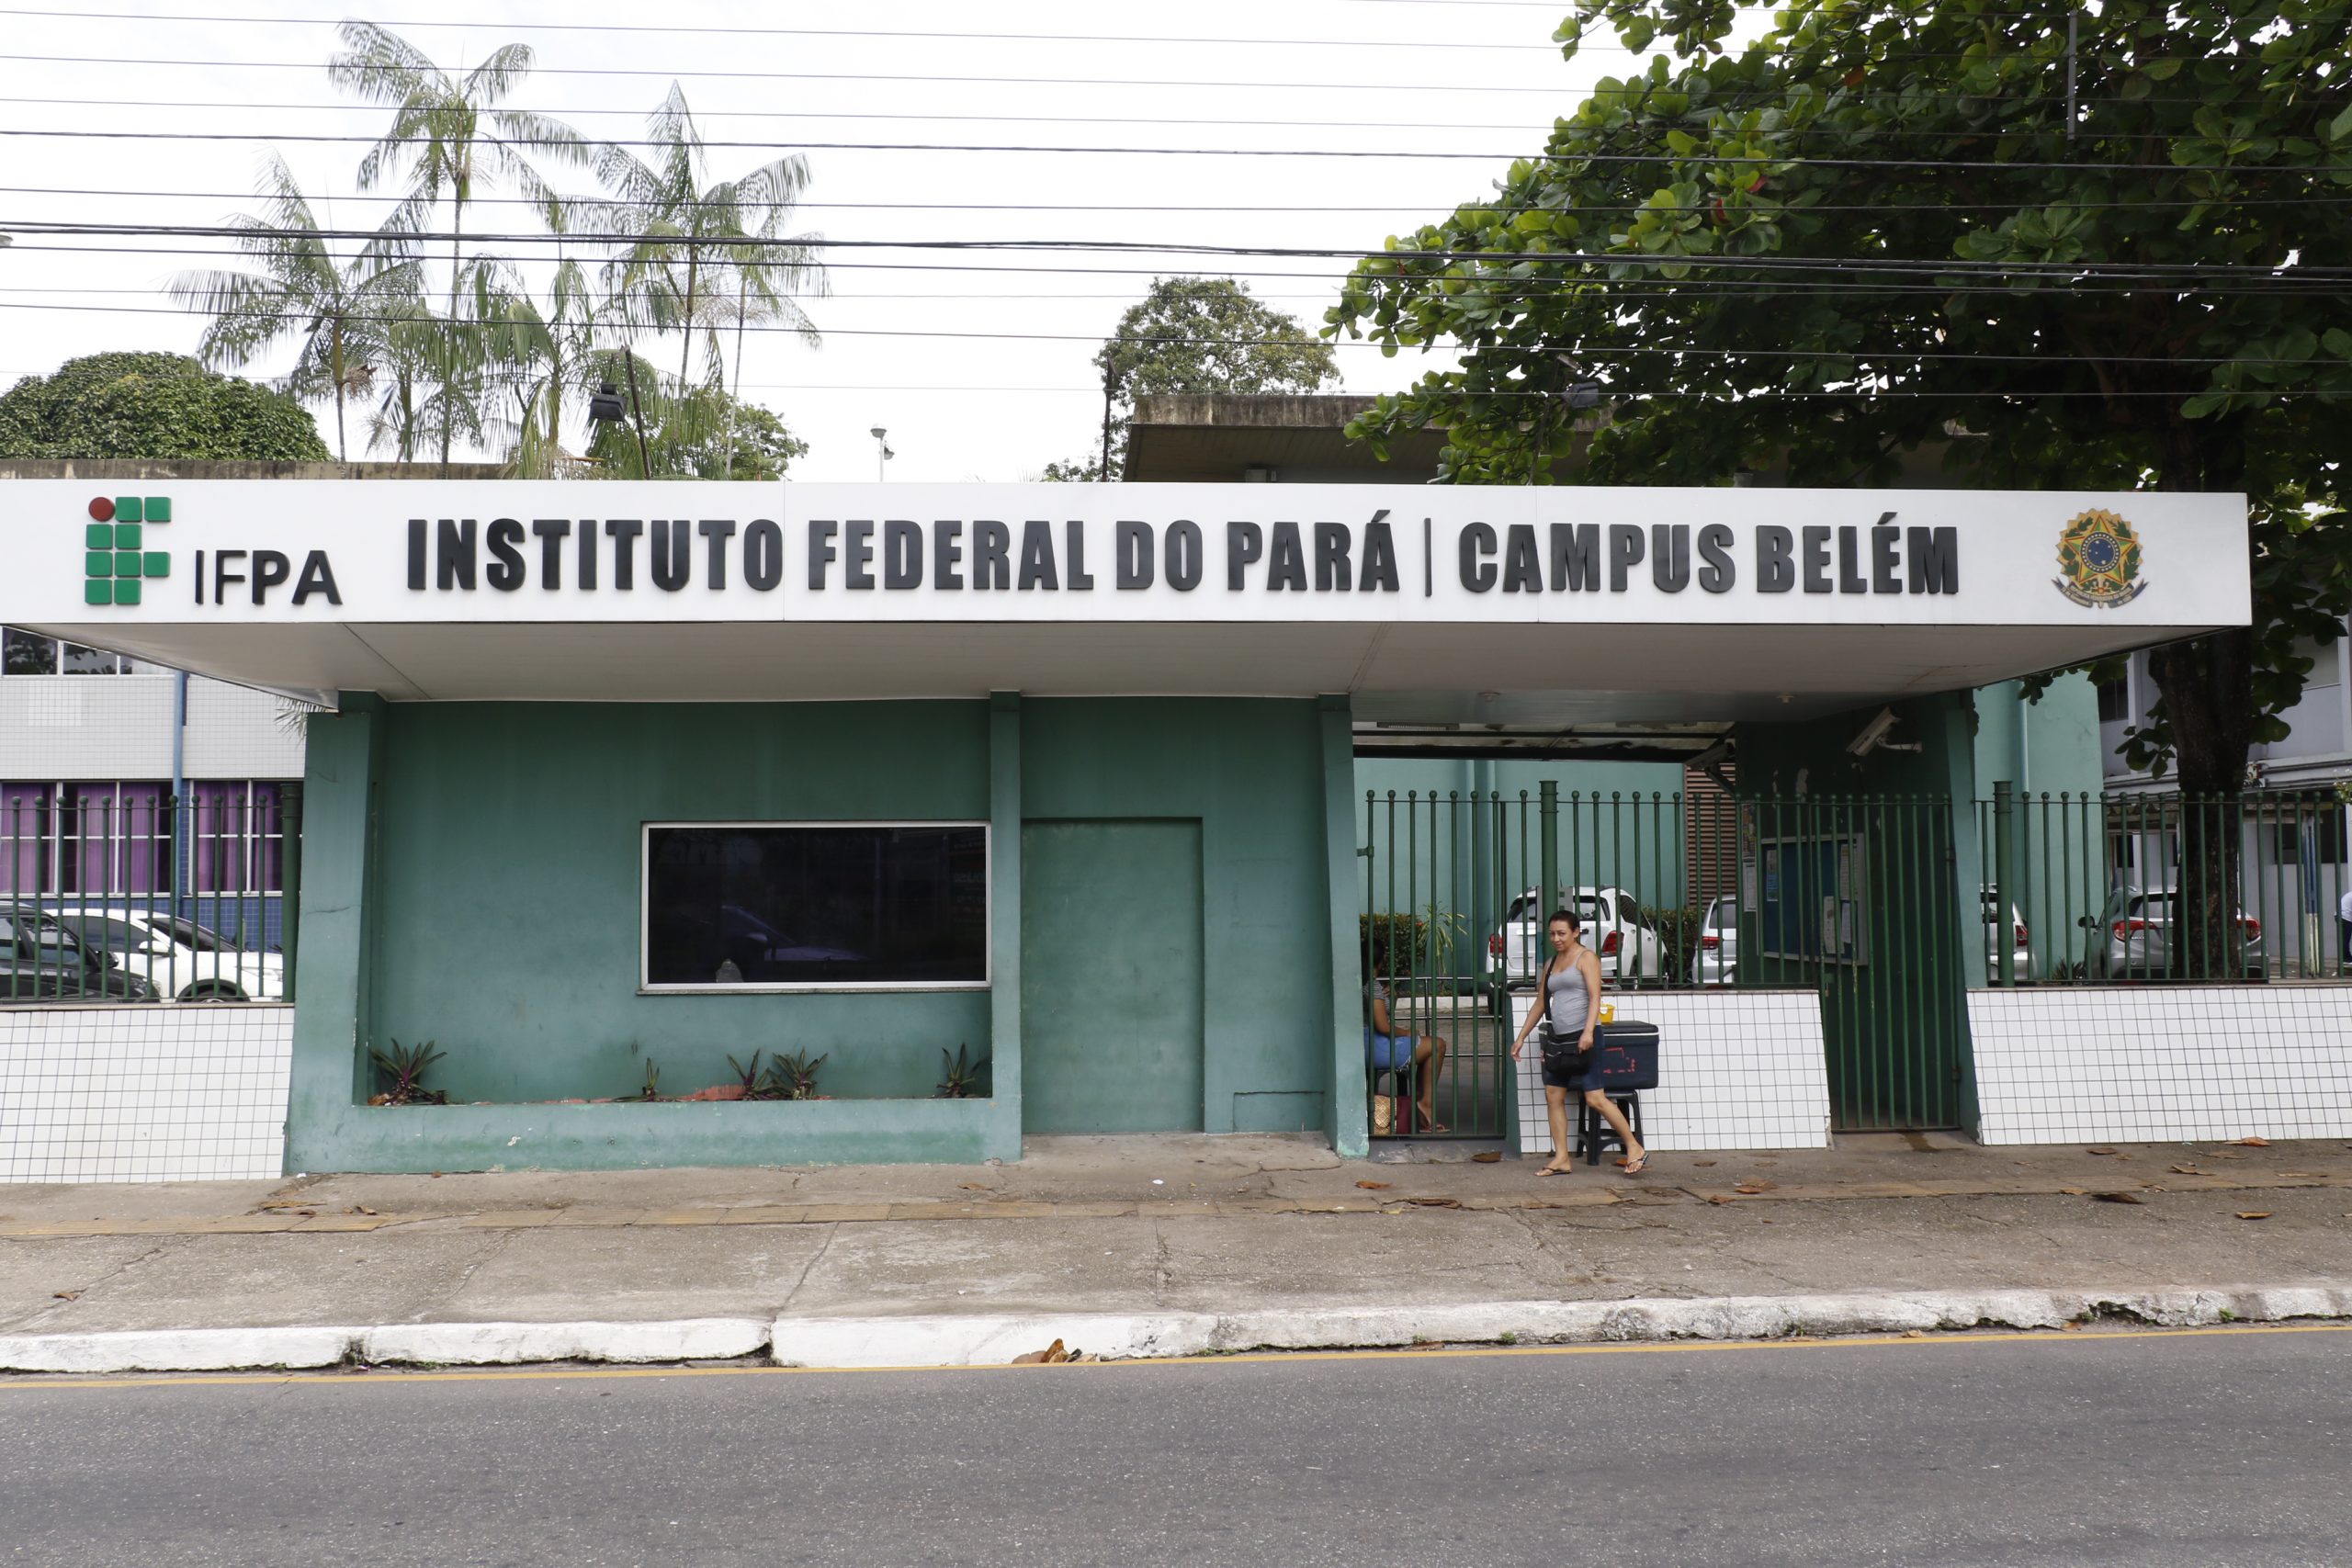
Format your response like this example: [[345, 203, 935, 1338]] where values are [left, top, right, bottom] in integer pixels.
[[1577, 1090, 1644, 1166]]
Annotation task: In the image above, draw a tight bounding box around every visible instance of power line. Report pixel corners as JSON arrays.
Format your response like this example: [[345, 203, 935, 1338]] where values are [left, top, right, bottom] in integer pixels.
[[4, 52, 2320, 110]]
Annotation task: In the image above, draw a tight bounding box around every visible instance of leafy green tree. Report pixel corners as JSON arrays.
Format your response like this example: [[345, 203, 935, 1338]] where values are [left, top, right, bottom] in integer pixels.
[[166, 153, 424, 462], [576, 349, 803, 480], [1330, 0, 2351, 970], [1046, 276, 1340, 479], [329, 21, 586, 470], [0, 351, 331, 461]]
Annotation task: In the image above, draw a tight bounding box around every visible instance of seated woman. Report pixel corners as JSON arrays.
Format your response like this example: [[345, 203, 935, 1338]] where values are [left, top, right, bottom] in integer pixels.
[[1365, 962, 1450, 1133]]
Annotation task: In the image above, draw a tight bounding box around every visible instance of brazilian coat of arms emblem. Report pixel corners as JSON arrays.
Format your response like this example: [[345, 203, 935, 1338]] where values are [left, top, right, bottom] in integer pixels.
[[2053, 508, 2147, 608]]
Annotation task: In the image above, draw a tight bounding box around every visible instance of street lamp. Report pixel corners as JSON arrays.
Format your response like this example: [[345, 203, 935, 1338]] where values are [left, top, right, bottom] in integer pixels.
[[869, 425, 894, 482]]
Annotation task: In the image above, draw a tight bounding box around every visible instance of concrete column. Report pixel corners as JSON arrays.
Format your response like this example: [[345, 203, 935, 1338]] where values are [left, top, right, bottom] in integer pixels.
[[1319, 695, 1368, 1158], [986, 691, 1023, 1161], [282, 693, 381, 1172]]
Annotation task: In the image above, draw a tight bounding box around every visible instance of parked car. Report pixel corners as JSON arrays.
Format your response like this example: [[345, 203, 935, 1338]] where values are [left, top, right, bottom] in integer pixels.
[[1691, 895, 1737, 986], [2080, 888, 2265, 979], [1488, 885, 1668, 989], [0, 904, 161, 1002], [1981, 892, 2034, 983], [51, 908, 284, 1001]]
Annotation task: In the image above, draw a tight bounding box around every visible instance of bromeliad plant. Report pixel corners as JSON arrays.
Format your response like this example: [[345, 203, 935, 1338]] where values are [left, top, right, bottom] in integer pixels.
[[728, 1051, 766, 1098], [367, 1037, 448, 1106], [631, 1059, 663, 1102], [760, 1049, 828, 1101], [935, 1043, 991, 1100]]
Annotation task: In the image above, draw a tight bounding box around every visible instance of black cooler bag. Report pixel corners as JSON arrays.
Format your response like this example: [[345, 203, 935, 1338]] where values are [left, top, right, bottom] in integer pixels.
[[1592, 1020, 1659, 1090]]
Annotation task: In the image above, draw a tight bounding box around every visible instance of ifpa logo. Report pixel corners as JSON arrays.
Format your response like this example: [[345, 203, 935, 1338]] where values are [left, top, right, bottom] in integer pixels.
[[82, 495, 171, 606], [2053, 508, 2146, 609]]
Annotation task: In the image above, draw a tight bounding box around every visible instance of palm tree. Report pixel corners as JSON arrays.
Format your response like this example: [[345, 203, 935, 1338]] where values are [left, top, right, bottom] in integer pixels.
[[166, 153, 424, 462], [588, 84, 825, 400], [476, 199, 605, 478], [327, 22, 585, 471]]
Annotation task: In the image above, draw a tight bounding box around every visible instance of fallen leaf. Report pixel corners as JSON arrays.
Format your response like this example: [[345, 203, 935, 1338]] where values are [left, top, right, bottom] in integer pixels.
[[2092, 1191, 2145, 1204], [957, 1183, 989, 1191], [1758, 1218, 1775, 1224], [2059, 1187, 2086, 1195], [1900, 1329, 1924, 1339], [2060, 1320, 2085, 1332], [1011, 1337, 1068, 1365], [2168, 1166, 2204, 1176], [1355, 1180, 1392, 1190], [2234, 1136, 2271, 1147], [2235, 1212, 2273, 1221], [51, 1290, 81, 1301], [1706, 1194, 1736, 1205], [1406, 1196, 1463, 1208], [1734, 1183, 1768, 1195], [2086, 1147, 2121, 1156], [1471, 1151, 1502, 1164], [349, 1204, 379, 1215], [1693, 1159, 1717, 1168], [1737, 1178, 1779, 1191]]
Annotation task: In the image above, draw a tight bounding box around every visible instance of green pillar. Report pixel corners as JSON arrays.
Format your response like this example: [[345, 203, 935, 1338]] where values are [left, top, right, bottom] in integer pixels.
[[283, 694, 382, 1172], [986, 691, 1024, 1161], [1319, 695, 1368, 1157]]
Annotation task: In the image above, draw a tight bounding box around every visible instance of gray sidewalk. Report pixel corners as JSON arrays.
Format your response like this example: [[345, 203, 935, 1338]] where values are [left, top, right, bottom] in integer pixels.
[[5, 1134, 2350, 1371]]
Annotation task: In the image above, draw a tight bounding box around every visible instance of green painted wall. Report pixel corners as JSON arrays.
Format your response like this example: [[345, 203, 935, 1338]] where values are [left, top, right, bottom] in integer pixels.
[[286, 693, 1345, 1171], [1973, 674, 2108, 977], [1023, 699, 1335, 1136]]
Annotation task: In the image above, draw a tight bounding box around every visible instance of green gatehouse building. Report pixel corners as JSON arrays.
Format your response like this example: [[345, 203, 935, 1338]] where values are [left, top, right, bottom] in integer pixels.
[[5, 476, 2290, 1174]]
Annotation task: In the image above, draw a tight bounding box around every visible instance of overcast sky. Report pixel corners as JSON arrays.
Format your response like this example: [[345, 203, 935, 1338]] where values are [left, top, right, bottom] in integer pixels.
[[0, 0, 1645, 480]]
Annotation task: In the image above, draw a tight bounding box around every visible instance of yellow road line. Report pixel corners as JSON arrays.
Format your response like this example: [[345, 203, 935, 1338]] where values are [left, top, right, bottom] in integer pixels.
[[5, 1321, 2346, 1393]]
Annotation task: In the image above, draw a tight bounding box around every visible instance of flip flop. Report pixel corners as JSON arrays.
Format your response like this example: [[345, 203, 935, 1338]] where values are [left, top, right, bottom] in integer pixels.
[[1535, 1164, 1573, 1178], [1622, 1154, 1649, 1176]]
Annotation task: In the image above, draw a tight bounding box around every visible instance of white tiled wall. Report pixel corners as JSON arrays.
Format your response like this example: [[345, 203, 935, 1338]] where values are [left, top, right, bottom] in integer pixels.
[[0, 1005, 292, 1182], [1512, 991, 1833, 1153], [0, 671, 303, 780], [1971, 987, 2352, 1145], [181, 677, 308, 777]]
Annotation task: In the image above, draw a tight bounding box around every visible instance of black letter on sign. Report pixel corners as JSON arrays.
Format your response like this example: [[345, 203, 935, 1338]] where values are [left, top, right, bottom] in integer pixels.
[[934, 520, 965, 591], [1801, 525, 1833, 594], [406, 519, 426, 591], [844, 520, 875, 589], [1907, 526, 1959, 594], [699, 519, 737, 590], [252, 550, 291, 604], [1065, 520, 1095, 589], [650, 520, 691, 592], [1871, 513, 1902, 593], [436, 518, 477, 592], [1017, 520, 1058, 590], [1608, 525, 1645, 592], [1116, 521, 1154, 589], [1267, 522, 1307, 592], [1696, 524, 1736, 593], [743, 520, 783, 591], [1227, 522, 1263, 591], [1757, 526, 1794, 592], [578, 518, 598, 591], [883, 520, 922, 589], [973, 520, 1011, 590], [1313, 523, 1352, 592], [1652, 524, 1690, 592], [1551, 524, 1599, 592], [1837, 525, 1867, 593], [532, 519, 570, 590], [1359, 512, 1399, 592], [1501, 525, 1542, 593], [291, 551, 341, 606], [1165, 520, 1203, 591], [1459, 523, 1498, 592], [808, 520, 837, 590], [485, 518, 526, 592], [606, 518, 642, 592]]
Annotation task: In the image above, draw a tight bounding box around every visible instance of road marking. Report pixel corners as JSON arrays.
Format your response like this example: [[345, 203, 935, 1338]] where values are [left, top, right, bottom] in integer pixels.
[[4, 1321, 2346, 1393]]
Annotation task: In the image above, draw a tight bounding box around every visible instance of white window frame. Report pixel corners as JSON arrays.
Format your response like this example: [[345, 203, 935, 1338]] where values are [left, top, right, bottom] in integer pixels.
[[639, 818, 992, 995]]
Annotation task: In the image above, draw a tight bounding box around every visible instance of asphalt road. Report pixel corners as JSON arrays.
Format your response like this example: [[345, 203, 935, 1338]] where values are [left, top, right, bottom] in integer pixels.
[[4, 1326, 2346, 1568]]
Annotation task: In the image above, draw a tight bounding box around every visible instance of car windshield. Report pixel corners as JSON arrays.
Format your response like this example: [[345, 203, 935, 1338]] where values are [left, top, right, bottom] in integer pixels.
[[1706, 897, 1735, 929], [2128, 894, 2177, 920], [153, 915, 237, 953]]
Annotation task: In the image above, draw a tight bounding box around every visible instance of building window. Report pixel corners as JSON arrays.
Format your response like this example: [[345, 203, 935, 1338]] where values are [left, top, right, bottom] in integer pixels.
[[2095, 676, 2129, 724], [0, 628, 144, 675], [641, 822, 989, 991], [0, 780, 288, 896]]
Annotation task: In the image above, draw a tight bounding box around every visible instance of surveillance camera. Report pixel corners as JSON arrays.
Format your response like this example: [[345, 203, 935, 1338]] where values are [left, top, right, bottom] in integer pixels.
[[1845, 706, 1900, 758]]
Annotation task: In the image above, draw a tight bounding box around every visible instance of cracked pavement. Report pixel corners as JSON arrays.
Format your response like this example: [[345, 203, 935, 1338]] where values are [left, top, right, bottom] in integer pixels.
[[4, 1133, 2350, 1337]]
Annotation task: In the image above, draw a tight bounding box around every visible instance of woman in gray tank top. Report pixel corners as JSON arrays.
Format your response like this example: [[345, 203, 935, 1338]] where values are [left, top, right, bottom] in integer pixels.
[[1509, 906, 1648, 1177]]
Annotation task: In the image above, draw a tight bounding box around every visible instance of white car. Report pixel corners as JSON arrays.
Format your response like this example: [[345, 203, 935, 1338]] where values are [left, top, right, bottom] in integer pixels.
[[1488, 885, 1668, 987], [1982, 895, 2034, 983], [1691, 895, 1737, 985], [52, 908, 286, 1001]]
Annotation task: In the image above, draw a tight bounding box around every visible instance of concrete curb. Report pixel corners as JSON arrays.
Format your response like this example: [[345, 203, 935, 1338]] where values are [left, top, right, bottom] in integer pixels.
[[5, 1285, 2347, 1374]]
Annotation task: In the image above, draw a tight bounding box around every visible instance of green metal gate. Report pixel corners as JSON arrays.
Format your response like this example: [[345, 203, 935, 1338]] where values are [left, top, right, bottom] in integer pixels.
[[1357, 786, 1972, 1137]]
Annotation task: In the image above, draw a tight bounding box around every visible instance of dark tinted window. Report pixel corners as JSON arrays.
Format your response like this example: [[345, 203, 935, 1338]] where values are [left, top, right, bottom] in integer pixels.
[[645, 824, 989, 988], [3, 628, 59, 675]]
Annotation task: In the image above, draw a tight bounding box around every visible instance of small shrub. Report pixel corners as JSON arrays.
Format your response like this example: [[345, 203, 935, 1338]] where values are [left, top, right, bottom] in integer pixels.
[[632, 1060, 663, 1102], [936, 1043, 991, 1099], [761, 1050, 829, 1101], [728, 1051, 767, 1098], [367, 1038, 448, 1106]]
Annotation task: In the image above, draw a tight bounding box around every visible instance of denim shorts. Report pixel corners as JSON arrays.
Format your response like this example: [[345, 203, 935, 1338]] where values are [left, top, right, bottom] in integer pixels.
[[1364, 1029, 1419, 1073]]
